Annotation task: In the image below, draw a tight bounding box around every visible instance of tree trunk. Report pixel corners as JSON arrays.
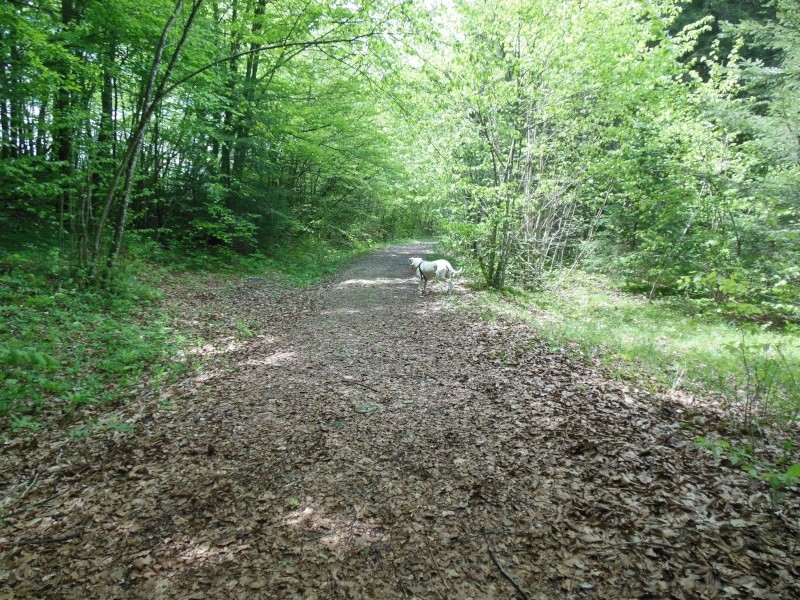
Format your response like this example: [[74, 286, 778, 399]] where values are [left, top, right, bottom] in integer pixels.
[[232, 0, 266, 181], [0, 58, 10, 160], [220, 0, 240, 186], [35, 98, 48, 157], [89, 0, 187, 279], [98, 42, 116, 150], [8, 45, 24, 158], [54, 0, 81, 249], [107, 136, 143, 278], [53, 0, 79, 165]]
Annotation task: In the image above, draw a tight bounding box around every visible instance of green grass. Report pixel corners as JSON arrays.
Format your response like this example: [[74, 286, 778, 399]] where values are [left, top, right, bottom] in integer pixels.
[[134, 234, 383, 285], [0, 247, 185, 430], [262, 238, 379, 285], [461, 271, 800, 422]]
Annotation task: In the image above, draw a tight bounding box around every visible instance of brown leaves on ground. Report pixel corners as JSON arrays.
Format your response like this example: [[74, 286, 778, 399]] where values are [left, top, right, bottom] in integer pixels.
[[1, 243, 798, 599]]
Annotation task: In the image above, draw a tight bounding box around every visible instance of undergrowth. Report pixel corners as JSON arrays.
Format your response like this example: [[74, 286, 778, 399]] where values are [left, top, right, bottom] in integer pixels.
[[0, 246, 184, 432], [263, 238, 380, 284], [139, 235, 380, 285]]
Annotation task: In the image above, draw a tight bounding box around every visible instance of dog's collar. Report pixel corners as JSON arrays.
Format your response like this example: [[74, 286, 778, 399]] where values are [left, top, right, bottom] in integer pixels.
[[416, 264, 428, 281]]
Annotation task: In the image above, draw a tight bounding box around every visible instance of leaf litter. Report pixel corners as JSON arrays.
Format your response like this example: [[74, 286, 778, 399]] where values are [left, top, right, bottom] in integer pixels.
[[1, 243, 798, 599]]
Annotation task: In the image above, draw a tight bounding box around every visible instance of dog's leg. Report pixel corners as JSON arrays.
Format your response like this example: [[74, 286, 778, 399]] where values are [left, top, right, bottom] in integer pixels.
[[439, 267, 453, 294]]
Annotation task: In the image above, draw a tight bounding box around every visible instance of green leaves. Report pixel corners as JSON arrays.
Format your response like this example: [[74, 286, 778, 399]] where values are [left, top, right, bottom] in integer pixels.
[[0, 248, 181, 428], [0, 348, 58, 370]]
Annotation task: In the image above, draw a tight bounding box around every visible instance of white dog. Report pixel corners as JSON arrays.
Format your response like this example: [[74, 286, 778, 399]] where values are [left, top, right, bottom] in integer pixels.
[[409, 257, 462, 295]]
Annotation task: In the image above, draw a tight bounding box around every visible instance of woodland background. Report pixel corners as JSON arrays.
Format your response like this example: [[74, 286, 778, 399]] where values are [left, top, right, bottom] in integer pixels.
[[1, 0, 799, 436], [2, 0, 799, 302]]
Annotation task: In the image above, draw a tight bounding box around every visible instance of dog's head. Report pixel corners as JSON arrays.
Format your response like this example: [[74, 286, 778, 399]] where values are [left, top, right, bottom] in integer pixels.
[[408, 257, 423, 268]]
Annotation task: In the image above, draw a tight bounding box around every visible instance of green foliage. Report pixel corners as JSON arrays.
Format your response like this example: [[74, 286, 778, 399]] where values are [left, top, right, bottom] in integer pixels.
[[143, 231, 378, 286], [719, 335, 800, 427], [97, 419, 135, 433], [0, 347, 59, 370], [397, 0, 799, 321], [695, 437, 800, 510], [67, 418, 135, 440], [1, 0, 428, 285], [233, 319, 256, 341], [264, 238, 380, 285], [761, 462, 800, 494], [1, 0, 797, 321], [694, 437, 754, 468], [183, 184, 259, 250], [0, 246, 182, 429], [9, 416, 41, 434], [596, 0, 799, 321], [137, 0, 428, 259]]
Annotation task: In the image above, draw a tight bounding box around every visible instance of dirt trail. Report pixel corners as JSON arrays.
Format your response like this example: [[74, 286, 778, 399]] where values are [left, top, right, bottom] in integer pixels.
[[1, 243, 798, 599]]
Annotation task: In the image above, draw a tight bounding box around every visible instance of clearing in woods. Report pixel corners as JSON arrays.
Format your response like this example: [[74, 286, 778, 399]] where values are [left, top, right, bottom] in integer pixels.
[[1, 243, 797, 598]]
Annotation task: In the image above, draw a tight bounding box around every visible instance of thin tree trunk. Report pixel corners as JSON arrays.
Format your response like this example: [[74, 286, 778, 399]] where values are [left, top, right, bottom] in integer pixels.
[[35, 98, 48, 156], [233, 0, 266, 180], [107, 136, 143, 278], [89, 0, 203, 281], [9, 44, 24, 158], [98, 42, 115, 150], [220, 0, 239, 185], [0, 59, 10, 160], [54, 0, 81, 250]]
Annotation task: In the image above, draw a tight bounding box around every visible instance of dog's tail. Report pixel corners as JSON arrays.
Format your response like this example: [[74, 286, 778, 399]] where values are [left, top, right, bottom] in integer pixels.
[[451, 267, 463, 275]]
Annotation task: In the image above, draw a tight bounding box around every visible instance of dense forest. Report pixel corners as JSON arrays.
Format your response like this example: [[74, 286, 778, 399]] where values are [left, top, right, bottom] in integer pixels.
[[1, 0, 797, 314]]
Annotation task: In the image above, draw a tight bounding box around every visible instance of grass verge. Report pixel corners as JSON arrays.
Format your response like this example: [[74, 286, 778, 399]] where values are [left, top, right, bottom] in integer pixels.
[[140, 237, 384, 285], [262, 238, 381, 284]]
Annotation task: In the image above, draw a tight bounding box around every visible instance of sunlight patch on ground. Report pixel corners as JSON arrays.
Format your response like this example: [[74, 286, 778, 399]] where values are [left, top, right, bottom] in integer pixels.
[[320, 308, 363, 316], [337, 277, 411, 288], [171, 537, 252, 566], [245, 351, 297, 367], [179, 335, 277, 361], [187, 371, 217, 383], [282, 504, 387, 548], [181, 339, 245, 358], [411, 302, 446, 316]]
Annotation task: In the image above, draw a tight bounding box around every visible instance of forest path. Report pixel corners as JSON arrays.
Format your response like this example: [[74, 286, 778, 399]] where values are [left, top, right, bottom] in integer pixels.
[[2, 243, 797, 599]]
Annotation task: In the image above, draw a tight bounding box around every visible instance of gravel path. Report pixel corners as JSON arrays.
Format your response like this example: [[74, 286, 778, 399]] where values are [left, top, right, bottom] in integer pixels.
[[1, 243, 797, 599]]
